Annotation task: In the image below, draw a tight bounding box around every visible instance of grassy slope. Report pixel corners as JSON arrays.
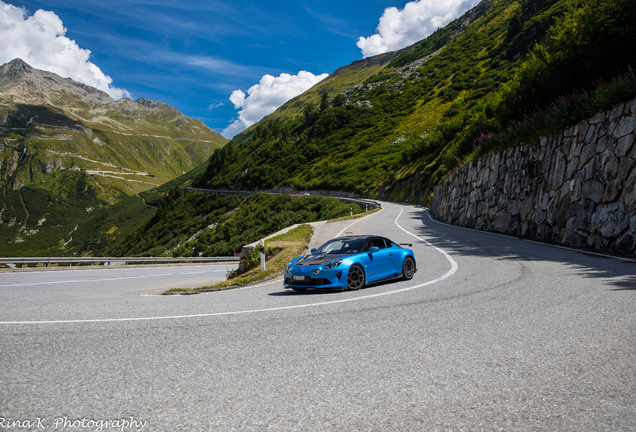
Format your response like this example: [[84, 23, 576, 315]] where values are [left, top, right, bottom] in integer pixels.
[[99, 192, 364, 258], [231, 50, 408, 145], [194, 0, 630, 208]]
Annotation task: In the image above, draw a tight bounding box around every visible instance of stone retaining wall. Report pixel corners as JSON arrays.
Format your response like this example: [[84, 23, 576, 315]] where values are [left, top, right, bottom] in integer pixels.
[[430, 98, 636, 254]]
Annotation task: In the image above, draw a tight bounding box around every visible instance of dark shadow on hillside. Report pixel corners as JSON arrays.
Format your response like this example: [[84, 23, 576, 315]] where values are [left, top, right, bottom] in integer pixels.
[[406, 208, 636, 292], [15, 104, 87, 129]]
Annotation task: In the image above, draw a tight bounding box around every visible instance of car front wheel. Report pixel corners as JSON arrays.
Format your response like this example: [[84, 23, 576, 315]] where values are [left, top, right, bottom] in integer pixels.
[[347, 265, 365, 290], [402, 257, 415, 280]]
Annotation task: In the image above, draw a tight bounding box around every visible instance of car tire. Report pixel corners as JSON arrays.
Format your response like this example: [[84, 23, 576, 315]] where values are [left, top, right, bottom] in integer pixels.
[[347, 264, 365, 290], [402, 257, 415, 280], [292, 288, 307, 292]]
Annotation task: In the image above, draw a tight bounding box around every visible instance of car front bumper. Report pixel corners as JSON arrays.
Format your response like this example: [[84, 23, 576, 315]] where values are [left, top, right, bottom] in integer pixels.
[[283, 266, 347, 289]]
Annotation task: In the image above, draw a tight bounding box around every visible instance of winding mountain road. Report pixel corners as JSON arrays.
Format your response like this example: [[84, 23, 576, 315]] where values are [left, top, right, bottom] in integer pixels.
[[1, 202, 635, 431]]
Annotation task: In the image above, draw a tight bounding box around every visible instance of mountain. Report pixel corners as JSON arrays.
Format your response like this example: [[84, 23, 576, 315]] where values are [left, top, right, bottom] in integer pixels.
[[196, 0, 563, 192], [0, 59, 227, 256], [194, 0, 635, 205], [232, 0, 494, 144]]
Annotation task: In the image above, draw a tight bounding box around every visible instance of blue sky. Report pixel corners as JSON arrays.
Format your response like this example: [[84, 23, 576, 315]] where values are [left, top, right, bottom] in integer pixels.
[[1, 0, 479, 137]]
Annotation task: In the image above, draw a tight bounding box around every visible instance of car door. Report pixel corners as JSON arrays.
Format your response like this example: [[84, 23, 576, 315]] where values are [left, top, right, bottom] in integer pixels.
[[382, 238, 402, 275], [364, 238, 394, 282]]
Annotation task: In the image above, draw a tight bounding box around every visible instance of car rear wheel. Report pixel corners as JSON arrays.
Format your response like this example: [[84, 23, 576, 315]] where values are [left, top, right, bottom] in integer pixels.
[[347, 265, 365, 290], [402, 257, 415, 280]]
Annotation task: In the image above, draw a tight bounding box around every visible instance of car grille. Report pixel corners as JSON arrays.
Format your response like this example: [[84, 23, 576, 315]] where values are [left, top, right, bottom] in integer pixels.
[[285, 278, 332, 286]]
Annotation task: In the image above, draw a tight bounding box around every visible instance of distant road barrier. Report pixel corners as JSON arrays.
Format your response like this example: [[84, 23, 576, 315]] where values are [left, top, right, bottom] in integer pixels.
[[0, 256, 240, 268], [184, 187, 382, 210]]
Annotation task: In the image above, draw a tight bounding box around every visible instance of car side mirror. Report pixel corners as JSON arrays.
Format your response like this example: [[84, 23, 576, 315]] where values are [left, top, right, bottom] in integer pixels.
[[311, 248, 316, 254], [369, 246, 380, 253]]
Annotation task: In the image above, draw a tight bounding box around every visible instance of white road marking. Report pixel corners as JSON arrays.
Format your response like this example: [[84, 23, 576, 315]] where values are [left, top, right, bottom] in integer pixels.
[[0, 264, 234, 275], [180, 272, 206, 275], [0, 274, 172, 288], [0, 206, 458, 324], [394, 206, 459, 276], [424, 208, 636, 264]]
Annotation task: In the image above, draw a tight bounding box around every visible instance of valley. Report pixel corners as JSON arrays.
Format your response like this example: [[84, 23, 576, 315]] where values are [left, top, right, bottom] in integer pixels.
[[0, 59, 227, 257]]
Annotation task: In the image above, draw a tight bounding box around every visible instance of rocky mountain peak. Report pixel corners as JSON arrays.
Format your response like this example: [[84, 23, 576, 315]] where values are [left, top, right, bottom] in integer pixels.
[[0, 58, 34, 79], [0, 58, 114, 106]]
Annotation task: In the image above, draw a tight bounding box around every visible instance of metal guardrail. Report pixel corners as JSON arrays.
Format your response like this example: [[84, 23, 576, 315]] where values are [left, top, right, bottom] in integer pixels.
[[184, 187, 382, 210], [0, 256, 239, 268]]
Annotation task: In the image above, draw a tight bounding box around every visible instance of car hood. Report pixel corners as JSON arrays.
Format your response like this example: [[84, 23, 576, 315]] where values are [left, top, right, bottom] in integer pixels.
[[294, 253, 350, 266]]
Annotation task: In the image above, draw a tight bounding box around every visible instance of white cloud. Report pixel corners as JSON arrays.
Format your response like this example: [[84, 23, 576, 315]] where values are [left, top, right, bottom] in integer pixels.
[[357, 0, 480, 58], [0, 1, 130, 99], [222, 71, 328, 139], [207, 102, 225, 111]]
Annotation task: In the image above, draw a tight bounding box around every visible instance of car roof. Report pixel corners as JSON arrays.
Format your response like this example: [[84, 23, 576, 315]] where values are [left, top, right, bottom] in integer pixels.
[[332, 235, 383, 241]]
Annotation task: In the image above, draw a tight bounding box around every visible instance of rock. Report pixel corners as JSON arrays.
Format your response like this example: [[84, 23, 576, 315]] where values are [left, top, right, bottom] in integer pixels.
[[508, 199, 521, 216], [617, 157, 635, 181], [617, 133, 635, 157], [602, 151, 619, 181], [574, 200, 595, 232], [493, 211, 511, 233], [612, 232, 635, 253], [603, 179, 623, 203], [589, 112, 606, 124], [466, 202, 478, 220], [613, 116, 636, 138], [571, 171, 584, 201], [520, 194, 535, 220], [565, 157, 579, 180], [578, 121, 589, 143], [577, 144, 596, 170], [534, 210, 547, 225], [566, 217, 587, 247], [609, 104, 625, 121], [596, 120, 610, 140], [540, 192, 551, 210], [582, 179, 605, 203], [585, 124, 597, 144], [622, 168, 636, 206], [548, 151, 567, 191], [592, 201, 628, 238]]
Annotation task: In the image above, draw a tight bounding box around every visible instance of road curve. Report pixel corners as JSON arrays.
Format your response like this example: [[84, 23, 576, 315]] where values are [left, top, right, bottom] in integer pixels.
[[1, 202, 634, 431]]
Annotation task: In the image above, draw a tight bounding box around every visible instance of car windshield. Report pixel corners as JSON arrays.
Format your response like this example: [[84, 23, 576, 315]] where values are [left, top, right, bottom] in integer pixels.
[[315, 238, 366, 254]]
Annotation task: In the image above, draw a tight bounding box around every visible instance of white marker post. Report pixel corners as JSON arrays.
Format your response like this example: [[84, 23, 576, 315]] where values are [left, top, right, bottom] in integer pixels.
[[260, 239, 265, 272], [350, 207, 352, 217]]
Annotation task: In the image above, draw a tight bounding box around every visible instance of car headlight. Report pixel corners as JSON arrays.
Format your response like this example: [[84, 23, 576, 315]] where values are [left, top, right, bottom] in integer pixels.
[[286, 262, 293, 274], [324, 259, 343, 269]]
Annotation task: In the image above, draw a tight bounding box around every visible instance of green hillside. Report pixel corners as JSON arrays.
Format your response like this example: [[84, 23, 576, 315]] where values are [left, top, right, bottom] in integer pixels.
[[86, 191, 364, 258], [195, 0, 635, 204]]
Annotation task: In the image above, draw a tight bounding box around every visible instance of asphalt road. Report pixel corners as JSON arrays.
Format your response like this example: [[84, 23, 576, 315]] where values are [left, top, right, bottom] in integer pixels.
[[1, 202, 634, 431]]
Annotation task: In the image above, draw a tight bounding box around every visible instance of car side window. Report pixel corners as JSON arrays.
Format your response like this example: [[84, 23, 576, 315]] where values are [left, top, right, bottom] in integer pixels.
[[366, 238, 388, 250]]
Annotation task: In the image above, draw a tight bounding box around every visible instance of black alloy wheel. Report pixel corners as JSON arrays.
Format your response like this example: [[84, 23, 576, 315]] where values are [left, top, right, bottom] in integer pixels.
[[402, 257, 415, 280], [347, 265, 365, 290]]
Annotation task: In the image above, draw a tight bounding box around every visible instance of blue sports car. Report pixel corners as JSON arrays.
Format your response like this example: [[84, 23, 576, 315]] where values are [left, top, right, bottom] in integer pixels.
[[284, 235, 417, 291]]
